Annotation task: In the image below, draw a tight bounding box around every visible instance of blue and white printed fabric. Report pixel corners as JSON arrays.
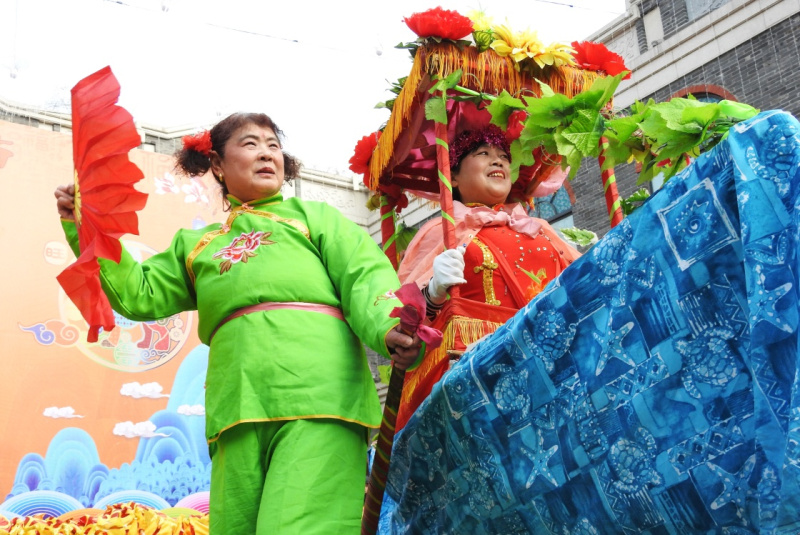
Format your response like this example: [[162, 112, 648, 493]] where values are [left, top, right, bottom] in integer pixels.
[[379, 110, 800, 534]]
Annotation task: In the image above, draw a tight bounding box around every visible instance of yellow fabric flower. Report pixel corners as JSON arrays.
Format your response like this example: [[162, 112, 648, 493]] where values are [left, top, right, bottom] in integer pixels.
[[467, 10, 493, 32], [532, 42, 576, 68], [490, 23, 545, 65], [468, 10, 495, 51], [488, 23, 517, 58]]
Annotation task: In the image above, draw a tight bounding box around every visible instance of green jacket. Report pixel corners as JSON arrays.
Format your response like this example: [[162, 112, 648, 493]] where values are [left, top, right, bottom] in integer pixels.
[[63, 193, 402, 442]]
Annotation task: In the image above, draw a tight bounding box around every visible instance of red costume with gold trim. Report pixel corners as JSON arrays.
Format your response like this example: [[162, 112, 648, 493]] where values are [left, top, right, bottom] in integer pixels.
[[395, 201, 580, 430]]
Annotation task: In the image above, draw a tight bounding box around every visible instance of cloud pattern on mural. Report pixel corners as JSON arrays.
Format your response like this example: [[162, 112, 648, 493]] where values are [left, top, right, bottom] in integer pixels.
[[43, 406, 84, 419], [120, 381, 169, 399], [3, 344, 211, 508]]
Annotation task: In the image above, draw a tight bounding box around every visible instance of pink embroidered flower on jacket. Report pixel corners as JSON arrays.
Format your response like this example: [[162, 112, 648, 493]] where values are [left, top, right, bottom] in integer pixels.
[[213, 230, 275, 274]]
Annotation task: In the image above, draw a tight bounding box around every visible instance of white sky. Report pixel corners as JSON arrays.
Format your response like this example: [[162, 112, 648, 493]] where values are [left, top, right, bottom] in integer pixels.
[[0, 0, 627, 173]]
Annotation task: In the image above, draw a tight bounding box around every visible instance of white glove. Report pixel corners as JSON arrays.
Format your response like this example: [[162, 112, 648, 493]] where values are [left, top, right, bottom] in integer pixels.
[[427, 245, 467, 304]]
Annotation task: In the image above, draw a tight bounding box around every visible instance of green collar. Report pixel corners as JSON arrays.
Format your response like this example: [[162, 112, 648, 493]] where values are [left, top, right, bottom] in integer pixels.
[[227, 193, 283, 208]]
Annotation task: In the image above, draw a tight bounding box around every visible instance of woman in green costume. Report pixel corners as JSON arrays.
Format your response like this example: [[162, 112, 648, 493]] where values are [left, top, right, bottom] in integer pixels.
[[54, 112, 421, 534]]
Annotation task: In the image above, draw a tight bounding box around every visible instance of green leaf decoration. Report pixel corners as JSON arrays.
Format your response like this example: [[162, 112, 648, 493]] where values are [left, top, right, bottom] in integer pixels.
[[561, 109, 604, 157], [560, 227, 598, 247], [519, 122, 559, 154], [384, 60, 760, 223], [636, 154, 661, 185], [598, 130, 633, 171], [535, 79, 556, 98], [605, 115, 641, 142], [630, 98, 655, 115], [425, 97, 448, 124], [429, 69, 464, 94], [394, 222, 419, 253], [572, 88, 606, 111], [591, 72, 624, 109], [650, 99, 707, 133], [508, 138, 535, 182], [719, 100, 759, 120], [524, 92, 575, 128], [554, 131, 583, 180], [487, 90, 525, 129], [620, 187, 652, 215], [681, 102, 720, 130]]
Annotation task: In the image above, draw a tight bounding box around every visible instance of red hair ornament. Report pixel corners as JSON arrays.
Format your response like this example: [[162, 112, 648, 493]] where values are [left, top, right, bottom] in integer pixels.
[[182, 130, 212, 155]]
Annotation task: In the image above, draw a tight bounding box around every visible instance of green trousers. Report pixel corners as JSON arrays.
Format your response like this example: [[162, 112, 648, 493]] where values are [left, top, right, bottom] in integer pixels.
[[209, 419, 368, 534]]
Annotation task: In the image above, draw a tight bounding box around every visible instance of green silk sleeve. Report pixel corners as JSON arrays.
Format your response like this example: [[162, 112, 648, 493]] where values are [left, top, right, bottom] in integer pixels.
[[312, 205, 402, 359], [61, 219, 197, 322]]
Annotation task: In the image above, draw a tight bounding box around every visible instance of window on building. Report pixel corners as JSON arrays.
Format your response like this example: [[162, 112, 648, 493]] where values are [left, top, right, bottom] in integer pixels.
[[686, 0, 731, 22], [530, 184, 574, 227], [691, 92, 724, 104], [643, 7, 664, 47]]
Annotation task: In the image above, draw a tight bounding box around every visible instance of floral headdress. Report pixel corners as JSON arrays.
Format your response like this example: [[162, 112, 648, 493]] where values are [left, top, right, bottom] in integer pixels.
[[182, 130, 212, 156], [449, 124, 511, 169]]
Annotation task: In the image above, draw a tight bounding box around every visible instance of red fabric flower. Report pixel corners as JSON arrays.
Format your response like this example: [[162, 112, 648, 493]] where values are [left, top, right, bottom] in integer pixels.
[[380, 183, 409, 214], [571, 41, 631, 80], [506, 110, 527, 141], [182, 130, 212, 155], [349, 131, 381, 185], [389, 283, 443, 349], [403, 7, 474, 40]]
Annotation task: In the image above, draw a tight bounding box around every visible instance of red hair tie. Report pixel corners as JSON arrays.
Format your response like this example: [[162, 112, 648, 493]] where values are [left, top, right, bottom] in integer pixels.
[[182, 130, 212, 155]]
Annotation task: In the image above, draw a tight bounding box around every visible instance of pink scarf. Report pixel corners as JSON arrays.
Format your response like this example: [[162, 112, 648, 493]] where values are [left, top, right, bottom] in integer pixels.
[[458, 203, 542, 240]]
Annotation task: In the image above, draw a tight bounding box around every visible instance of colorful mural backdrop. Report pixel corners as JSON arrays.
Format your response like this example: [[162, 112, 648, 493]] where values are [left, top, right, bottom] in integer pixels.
[[0, 119, 223, 516]]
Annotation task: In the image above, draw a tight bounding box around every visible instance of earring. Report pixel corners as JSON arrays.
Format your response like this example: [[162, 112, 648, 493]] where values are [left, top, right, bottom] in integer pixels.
[[217, 173, 224, 183]]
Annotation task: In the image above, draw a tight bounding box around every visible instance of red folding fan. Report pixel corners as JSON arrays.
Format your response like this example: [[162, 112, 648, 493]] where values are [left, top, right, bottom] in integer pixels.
[[57, 66, 148, 342]]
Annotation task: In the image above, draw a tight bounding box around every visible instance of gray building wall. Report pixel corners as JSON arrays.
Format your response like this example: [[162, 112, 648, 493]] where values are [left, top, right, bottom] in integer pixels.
[[570, 0, 800, 238]]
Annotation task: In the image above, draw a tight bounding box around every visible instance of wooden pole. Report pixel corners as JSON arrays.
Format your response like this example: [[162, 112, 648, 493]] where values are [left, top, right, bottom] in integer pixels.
[[361, 93, 456, 534]]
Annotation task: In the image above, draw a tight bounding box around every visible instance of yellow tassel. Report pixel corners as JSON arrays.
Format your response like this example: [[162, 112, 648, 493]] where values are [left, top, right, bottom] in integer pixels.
[[368, 49, 425, 190], [401, 315, 504, 404]]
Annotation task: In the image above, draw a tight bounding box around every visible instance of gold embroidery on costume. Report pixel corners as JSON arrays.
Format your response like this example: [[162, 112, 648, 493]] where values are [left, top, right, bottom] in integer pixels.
[[186, 207, 310, 284], [401, 315, 504, 404], [236, 205, 311, 240], [186, 211, 237, 285], [374, 290, 397, 306], [472, 237, 501, 306]]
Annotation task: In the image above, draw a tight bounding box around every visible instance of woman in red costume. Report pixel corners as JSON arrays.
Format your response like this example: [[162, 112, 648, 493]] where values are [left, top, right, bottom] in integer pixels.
[[395, 124, 581, 430]]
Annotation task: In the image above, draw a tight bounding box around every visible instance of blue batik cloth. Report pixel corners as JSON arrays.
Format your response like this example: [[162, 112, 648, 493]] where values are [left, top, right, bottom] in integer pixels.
[[380, 110, 800, 534]]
